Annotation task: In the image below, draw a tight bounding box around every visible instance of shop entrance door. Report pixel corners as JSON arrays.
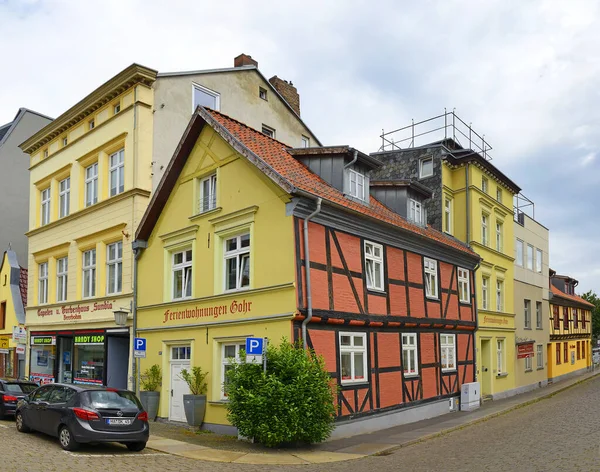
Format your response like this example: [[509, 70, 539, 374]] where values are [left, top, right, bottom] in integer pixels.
[[57, 337, 73, 384], [106, 336, 129, 389]]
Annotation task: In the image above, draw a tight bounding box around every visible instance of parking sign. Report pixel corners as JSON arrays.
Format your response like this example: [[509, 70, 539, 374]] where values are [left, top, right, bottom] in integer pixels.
[[246, 337, 264, 364], [134, 337, 147, 358]]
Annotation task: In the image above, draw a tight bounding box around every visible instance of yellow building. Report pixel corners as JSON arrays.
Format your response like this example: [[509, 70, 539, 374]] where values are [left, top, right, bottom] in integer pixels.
[[0, 251, 28, 378], [547, 272, 592, 382]]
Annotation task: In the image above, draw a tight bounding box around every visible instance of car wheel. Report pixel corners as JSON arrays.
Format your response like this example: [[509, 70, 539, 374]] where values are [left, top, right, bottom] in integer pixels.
[[15, 412, 31, 433], [126, 442, 146, 452], [59, 426, 80, 451]]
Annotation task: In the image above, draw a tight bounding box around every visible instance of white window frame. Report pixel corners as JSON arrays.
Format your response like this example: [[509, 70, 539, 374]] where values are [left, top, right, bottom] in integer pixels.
[[481, 214, 489, 245], [536, 301, 542, 329], [496, 339, 505, 374], [192, 83, 221, 112], [496, 221, 503, 252], [59, 177, 70, 218], [516, 239, 524, 266], [364, 241, 384, 292], [535, 248, 543, 273], [40, 187, 51, 226], [56, 257, 68, 303], [62, 136, 68, 147], [524, 299, 531, 329], [424, 258, 438, 299], [106, 242, 123, 295], [482, 177, 488, 193], [88, 119, 95, 130], [109, 149, 125, 197], [409, 199, 423, 224], [419, 157, 433, 178], [113, 103, 121, 114], [43, 149, 48, 159], [496, 187, 502, 203], [440, 334, 456, 372], [224, 234, 251, 292], [172, 249, 193, 300], [458, 268, 470, 303], [301, 135, 310, 148], [82, 249, 96, 298], [199, 174, 217, 213], [259, 87, 268, 100], [348, 169, 365, 201], [84, 163, 98, 207], [221, 342, 245, 399], [525, 354, 532, 371], [38, 262, 48, 305], [402, 333, 419, 377], [444, 198, 452, 234], [536, 344, 544, 369], [496, 280, 504, 312], [261, 124, 275, 138], [481, 276, 489, 310], [526, 244, 534, 270], [339, 332, 368, 384]]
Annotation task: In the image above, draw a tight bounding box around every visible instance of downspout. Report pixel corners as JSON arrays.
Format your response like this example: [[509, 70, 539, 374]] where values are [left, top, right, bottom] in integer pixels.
[[132, 239, 147, 395], [466, 163, 470, 244], [344, 149, 358, 169], [472, 259, 481, 382], [301, 198, 322, 350]]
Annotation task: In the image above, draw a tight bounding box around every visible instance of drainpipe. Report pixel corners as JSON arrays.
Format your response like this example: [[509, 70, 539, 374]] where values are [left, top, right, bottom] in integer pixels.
[[344, 149, 358, 169], [132, 239, 147, 394], [472, 259, 481, 382], [301, 198, 322, 350], [465, 163, 470, 243]]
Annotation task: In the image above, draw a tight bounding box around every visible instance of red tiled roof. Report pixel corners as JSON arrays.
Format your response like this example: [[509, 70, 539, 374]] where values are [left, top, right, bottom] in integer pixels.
[[19, 267, 28, 308], [550, 285, 594, 308], [205, 109, 477, 258]]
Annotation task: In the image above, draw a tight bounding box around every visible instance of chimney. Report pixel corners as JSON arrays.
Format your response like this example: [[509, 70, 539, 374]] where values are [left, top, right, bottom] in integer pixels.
[[269, 75, 300, 116], [234, 53, 258, 68]]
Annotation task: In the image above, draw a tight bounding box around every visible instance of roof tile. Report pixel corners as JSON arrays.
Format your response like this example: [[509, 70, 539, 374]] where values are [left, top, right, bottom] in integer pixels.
[[550, 285, 594, 308]]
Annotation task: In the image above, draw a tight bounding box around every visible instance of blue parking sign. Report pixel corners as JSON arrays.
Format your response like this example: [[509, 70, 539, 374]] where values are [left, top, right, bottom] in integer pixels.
[[134, 337, 147, 358], [246, 337, 264, 355]]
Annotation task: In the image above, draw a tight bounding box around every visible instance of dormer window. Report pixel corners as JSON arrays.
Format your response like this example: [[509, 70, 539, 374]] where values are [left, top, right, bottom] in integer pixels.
[[409, 199, 424, 224], [419, 157, 433, 178], [348, 169, 365, 201]]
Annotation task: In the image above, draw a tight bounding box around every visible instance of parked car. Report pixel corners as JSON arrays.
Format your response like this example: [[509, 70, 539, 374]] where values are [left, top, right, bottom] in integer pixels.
[[0, 379, 38, 418], [15, 384, 149, 451]]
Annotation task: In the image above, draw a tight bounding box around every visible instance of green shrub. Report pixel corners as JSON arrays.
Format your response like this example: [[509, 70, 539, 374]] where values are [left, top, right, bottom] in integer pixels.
[[140, 364, 162, 392], [180, 366, 208, 395], [226, 339, 337, 447]]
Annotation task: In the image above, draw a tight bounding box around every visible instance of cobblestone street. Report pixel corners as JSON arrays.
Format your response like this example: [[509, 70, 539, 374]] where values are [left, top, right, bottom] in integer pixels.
[[3, 376, 600, 471]]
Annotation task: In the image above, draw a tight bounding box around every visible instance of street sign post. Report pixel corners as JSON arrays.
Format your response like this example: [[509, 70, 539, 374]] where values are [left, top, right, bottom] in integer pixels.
[[134, 337, 147, 358]]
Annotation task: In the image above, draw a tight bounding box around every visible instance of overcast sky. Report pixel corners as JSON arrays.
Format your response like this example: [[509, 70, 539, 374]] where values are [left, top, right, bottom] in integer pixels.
[[2, 0, 599, 293]]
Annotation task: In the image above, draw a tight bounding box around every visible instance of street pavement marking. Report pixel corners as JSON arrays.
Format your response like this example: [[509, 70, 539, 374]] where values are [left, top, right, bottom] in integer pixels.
[[63, 451, 167, 457]]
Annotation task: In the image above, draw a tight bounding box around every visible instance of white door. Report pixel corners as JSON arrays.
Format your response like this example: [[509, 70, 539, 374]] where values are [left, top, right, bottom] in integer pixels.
[[170, 363, 190, 422]]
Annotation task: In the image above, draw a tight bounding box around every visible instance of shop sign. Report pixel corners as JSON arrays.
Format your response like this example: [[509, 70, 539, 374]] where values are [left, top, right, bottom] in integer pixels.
[[31, 336, 56, 346], [30, 373, 55, 385], [16, 344, 26, 355], [74, 334, 105, 345], [0, 335, 9, 350], [162, 298, 254, 324], [516, 343, 534, 359], [12, 326, 26, 343], [37, 301, 115, 321], [483, 316, 509, 325]]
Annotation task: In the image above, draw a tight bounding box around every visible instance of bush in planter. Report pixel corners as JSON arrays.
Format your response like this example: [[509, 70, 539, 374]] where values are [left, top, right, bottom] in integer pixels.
[[226, 339, 337, 448], [179, 367, 208, 395], [179, 367, 209, 426], [139, 364, 162, 421]]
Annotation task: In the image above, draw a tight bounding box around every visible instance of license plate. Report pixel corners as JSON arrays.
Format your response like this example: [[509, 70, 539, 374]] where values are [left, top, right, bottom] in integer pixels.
[[106, 418, 133, 425]]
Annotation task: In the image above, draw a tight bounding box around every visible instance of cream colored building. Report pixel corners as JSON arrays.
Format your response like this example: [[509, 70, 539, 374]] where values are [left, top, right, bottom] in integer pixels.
[[513, 210, 550, 393]]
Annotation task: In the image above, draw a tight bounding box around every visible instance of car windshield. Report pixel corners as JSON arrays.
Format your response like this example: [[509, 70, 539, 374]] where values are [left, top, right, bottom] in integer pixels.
[[4, 383, 38, 393], [83, 390, 142, 409]]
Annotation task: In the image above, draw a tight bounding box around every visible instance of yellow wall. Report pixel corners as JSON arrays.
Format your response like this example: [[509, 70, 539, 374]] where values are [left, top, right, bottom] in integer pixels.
[[0, 253, 21, 353], [136, 125, 298, 424]]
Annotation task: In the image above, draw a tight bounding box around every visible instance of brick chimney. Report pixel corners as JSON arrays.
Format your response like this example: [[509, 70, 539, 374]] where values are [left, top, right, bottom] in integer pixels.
[[269, 76, 300, 116], [234, 53, 258, 68]]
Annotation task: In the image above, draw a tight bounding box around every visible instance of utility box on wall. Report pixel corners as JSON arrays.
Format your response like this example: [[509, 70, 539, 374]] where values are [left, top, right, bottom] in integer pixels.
[[460, 382, 481, 412]]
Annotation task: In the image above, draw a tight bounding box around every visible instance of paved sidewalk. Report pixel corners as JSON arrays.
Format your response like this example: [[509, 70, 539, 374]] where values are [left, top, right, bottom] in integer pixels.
[[146, 370, 600, 464]]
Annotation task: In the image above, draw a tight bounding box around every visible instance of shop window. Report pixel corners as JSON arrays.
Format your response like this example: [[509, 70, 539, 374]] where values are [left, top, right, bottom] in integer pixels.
[[402, 333, 418, 377], [82, 249, 96, 298], [106, 241, 123, 295], [441, 334, 456, 371], [109, 149, 125, 197], [424, 258, 438, 299], [74, 334, 105, 385], [172, 249, 192, 300], [224, 234, 250, 291], [30, 338, 56, 384], [364, 241, 384, 291], [458, 268, 470, 303], [221, 342, 245, 399], [339, 333, 367, 384]]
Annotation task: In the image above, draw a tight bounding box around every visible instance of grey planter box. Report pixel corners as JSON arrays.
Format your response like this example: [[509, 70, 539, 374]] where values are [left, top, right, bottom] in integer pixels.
[[183, 394, 206, 426], [139, 391, 160, 421]]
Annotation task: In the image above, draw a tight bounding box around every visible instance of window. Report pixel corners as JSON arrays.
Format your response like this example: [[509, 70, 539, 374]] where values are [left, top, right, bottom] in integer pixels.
[[536, 249, 543, 273], [440, 334, 456, 371], [340, 333, 367, 383], [536, 301, 542, 329], [199, 174, 217, 213], [259, 87, 267, 100], [409, 199, 423, 224], [0, 302, 5, 330], [224, 234, 250, 291], [577, 341, 581, 360], [62, 136, 68, 147], [56, 257, 68, 302], [495, 221, 503, 252], [563, 341, 568, 363], [261, 124, 275, 138], [301, 135, 310, 148], [526, 244, 534, 270], [496, 339, 505, 374], [458, 268, 470, 303], [84, 163, 98, 207], [419, 157, 433, 178], [553, 305, 560, 329], [172, 249, 192, 300], [556, 343, 561, 364], [537, 344, 544, 369], [109, 149, 125, 197], [481, 276, 489, 310], [402, 333, 418, 376], [88, 119, 95, 130], [365, 241, 384, 291], [563, 307, 569, 330], [43, 149, 48, 159], [171, 346, 191, 360], [348, 169, 365, 201], [444, 198, 452, 234], [482, 177, 488, 193], [424, 258, 438, 299], [222, 343, 245, 398], [38, 262, 48, 304], [516, 239, 524, 266], [525, 355, 532, 372], [40, 187, 51, 226], [193, 84, 220, 111], [496, 187, 502, 203], [524, 299, 531, 329], [59, 177, 70, 218], [106, 242, 123, 295], [82, 249, 96, 298], [481, 214, 488, 245], [113, 103, 121, 114], [583, 342, 586, 359], [496, 280, 504, 312], [574, 309, 579, 329]]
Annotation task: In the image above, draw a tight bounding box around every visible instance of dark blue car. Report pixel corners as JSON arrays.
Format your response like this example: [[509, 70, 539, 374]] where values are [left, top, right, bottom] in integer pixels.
[[16, 383, 149, 451], [0, 379, 38, 418]]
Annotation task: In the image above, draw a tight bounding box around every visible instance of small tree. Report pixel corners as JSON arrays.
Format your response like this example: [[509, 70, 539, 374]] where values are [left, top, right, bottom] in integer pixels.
[[226, 339, 336, 447], [140, 364, 162, 392], [582, 291, 600, 340], [180, 367, 208, 395]]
